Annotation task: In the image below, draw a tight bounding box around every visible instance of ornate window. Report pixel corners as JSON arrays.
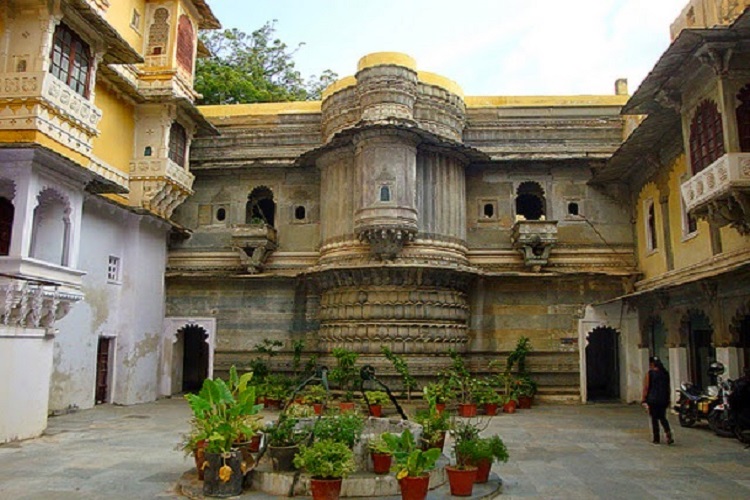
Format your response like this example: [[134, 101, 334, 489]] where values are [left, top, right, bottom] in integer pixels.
[[49, 23, 92, 97], [0, 197, 13, 256], [168, 122, 187, 167], [645, 198, 658, 252], [147, 8, 170, 56], [246, 187, 275, 226], [689, 100, 725, 174], [515, 181, 546, 220], [176, 15, 195, 74], [379, 185, 391, 202], [736, 85, 750, 152]]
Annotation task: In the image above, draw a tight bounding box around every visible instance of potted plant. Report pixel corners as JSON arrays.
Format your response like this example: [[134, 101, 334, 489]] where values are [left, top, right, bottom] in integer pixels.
[[304, 384, 329, 415], [516, 375, 537, 409], [446, 438, 479, 496], [368, 434, 393, 474], [468, 435, 508, 483], [382, 429, 442, 500], [365, 390, 390, 417], [475, 382, 502, 416], [180, 420, 209, 480], [446, 350, 479, 417], [312, 413, 364, 448], [265, 416, 306, 472], [294, 439, 356, 500], [422, 380, 454, 414], [184, 366, 263, 497], [414, 403, 452, 452], [330, 348, 359, 411]]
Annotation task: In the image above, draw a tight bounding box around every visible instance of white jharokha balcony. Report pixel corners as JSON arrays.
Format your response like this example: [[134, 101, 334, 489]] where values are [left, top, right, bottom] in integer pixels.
[[681, 152, 750, 234], [129, 158, 195, 218]]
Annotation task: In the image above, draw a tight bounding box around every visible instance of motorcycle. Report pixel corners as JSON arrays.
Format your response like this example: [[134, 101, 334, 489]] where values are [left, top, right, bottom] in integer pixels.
[[727, 374, 750, 445], [673, 381, 718, 427], [707, 378, 735, 438]]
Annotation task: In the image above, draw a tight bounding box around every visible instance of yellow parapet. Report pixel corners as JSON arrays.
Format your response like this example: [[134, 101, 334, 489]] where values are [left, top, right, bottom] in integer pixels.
[[465, 95, 629, 108], [199, 101, 322, 118], [357, 52, 417, 72]]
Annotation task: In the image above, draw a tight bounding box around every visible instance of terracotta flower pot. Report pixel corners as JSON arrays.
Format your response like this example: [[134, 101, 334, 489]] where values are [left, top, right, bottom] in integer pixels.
[[193, 439, 207, 480], [503, 400, 517, 414], [435, 403, 446, 415], [313, 403, 325, 415], [446, 465, 478, 496], [518, 395, 533, 409], [371, 452, 392, 474], [310, 477, 343, 500], [339, 401, 355, 412], [421, 431, 446, 452], [398, 474, 430, 500], [472, 458, 492, 483], [248, 433, 262, 452], [369, 404, 382, 417], [458, 403, 477, 417], [484, 403, 499, 416]]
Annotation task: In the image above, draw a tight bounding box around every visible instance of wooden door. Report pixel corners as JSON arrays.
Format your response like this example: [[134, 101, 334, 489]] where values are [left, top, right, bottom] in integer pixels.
[[95, 337, 111, 404]]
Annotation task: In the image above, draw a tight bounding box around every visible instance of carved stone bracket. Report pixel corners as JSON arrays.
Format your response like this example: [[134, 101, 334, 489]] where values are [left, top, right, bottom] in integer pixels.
[[0, 279, 80, 331], [357, 226, 416, 260], [511, 220, 559, 270], [231, 224, 278, 274]]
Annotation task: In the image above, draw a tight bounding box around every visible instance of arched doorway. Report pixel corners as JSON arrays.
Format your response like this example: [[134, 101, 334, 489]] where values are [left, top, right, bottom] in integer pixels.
[[246, 186, 275, 226], [684, 311, 714, 389], [586, 326, 620, 401], [176, 325, 209, 392]]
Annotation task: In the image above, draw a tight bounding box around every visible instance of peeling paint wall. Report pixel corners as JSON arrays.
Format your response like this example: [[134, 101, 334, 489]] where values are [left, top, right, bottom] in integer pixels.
[[51, 199, 169, 411]]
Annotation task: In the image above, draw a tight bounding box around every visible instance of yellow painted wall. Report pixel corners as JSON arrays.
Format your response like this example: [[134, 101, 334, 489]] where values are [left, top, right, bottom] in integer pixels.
[[636, 182, 668, 280], [104, 0, 146, 54], [667, 155, 712, 269], [92, 83, 135, 176], [720, 225, 750, 253]]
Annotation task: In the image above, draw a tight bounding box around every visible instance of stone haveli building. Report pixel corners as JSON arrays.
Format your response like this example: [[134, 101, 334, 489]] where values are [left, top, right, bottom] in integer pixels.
[[0, 0, 219, 443]]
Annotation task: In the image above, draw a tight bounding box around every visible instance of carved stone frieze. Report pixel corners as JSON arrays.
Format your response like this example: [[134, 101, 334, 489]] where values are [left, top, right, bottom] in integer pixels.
[[357, 226, 415, 260], [0, 278, 80, 331]]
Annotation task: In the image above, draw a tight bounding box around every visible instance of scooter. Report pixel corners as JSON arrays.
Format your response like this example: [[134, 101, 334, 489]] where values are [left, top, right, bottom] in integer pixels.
[[674, 381, 718, 427], [707, 378, 735, 437]]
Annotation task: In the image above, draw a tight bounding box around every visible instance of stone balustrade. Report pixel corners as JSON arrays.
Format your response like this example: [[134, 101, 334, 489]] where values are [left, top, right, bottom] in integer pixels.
[[130, 158, 195, 192], [681, 152, 750, 213]]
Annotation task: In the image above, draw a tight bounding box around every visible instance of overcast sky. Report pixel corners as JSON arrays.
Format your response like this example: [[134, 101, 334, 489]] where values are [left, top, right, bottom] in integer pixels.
[[206, 0, 689, 96]]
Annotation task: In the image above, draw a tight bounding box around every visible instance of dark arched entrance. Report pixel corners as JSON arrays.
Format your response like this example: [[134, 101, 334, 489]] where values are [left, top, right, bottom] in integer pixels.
[[179, 325, 209, 392], [586, 326, 620, 401], [685, 311, 714, 389]]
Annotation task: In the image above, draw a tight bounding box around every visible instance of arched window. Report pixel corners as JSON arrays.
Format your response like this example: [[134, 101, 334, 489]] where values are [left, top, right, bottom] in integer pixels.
[[0, 197, 13, 256], [689, 100, 725, 174], [379, 185, 391, 202], [176, 15, 195, 74], [168, 122, 187, 167], [246, 187, 275, 226], [515, 181, 546, 220], [736, 85, 750, 152], [147, 8, 170, 56], [646, 199, 658, 251], [49, 23, 92, 97]]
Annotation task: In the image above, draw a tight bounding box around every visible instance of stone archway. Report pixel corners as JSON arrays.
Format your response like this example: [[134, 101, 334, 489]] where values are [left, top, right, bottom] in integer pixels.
[[585, 326, 621, 401], [162, 317, 215, 396]]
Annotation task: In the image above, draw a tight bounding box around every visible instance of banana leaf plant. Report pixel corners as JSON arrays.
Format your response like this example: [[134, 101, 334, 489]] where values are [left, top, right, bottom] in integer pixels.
[[382, 429, 442, 479], [185, 366, 264, 454]]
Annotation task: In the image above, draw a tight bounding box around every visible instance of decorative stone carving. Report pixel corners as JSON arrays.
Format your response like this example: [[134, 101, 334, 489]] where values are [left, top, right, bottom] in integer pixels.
[[231, 224, 278, 273], [511, 220, 559, 270], [0, 278, 80, 331], [358, 227, 415, 260]]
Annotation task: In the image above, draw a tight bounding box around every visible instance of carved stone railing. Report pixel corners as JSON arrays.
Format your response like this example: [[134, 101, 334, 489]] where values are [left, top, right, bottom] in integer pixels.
[[681, 152, 750, 234], [129, 158, 195, 218], [144, 54, 171, 68], [511, 220, 559, 270], [130, 158, 195, 192], [88, 155, 129, 193], [230, 224, 278, 273]]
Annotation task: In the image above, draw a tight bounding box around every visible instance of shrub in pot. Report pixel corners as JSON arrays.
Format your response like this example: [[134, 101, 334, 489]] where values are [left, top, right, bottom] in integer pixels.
[[382, 429, 441, 500], [414, 403, 452, 452], [469, 435, 509, 483], [294, 439, 356, 500], [368, 435, 393, 474], [446, 439, 479, 496], [364, 390, 390, 417], [445, 350, 479, 417], [474, 381, 501, 416], [184, 367, 263, 497], [265, 416, 306, 472], [303, 384, 329, 414], [422, 380, 454, 414], [312, 412, 364, 448], [516, 375, 537, 409]]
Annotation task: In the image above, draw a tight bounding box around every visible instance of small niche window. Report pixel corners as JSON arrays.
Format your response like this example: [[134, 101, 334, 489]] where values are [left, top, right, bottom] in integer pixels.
[[645, 199, 658, 252], [379, 185, 391, 202], [144, 146, 152, 157], [295, 206, 306, 221], [515, 181, 546, 221], [483, 204, 495, 218], [107, 255, 121, 284], [16, 59, 27, 72], [216, 208, 226, 222], [567, 202, 579, 216]]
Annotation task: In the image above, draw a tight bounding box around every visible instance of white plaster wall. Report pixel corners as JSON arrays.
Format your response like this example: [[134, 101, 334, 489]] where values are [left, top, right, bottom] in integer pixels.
[[0, 327, 54, 443], [51, 199, 169, 411]]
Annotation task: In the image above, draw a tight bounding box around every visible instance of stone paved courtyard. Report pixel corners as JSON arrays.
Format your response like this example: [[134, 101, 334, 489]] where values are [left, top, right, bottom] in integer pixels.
[[0, 398, 748, 499]]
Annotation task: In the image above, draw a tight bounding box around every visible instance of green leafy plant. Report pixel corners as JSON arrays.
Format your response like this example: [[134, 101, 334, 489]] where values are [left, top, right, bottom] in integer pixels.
[[414, 405, 452, 447], [330, 348, 359, 401], [184, 366, 263, 454], [368, 435, 392, 455], [382, 429, 442, 479], [454, 438, 480, 469], [472, 435, 509, 465], [286, 402, 315, 418], [474, 380, 502, 405], [250, 339, 283, 381], [293, 439, 356, 479], [312, 413, 364, 447], [507, 336, 532, 375], [423, 380, 455, 404], [516, 374, 538, 398], [303, 384, 328, 404], [365, 390, 390, 406], [381, 346, 418, 401], [445, 349, 479, 404], [266, 416, 306, 447], [292, 339, 305, 379]]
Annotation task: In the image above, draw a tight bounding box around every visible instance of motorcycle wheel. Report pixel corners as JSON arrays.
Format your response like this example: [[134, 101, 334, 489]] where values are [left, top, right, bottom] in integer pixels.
[[678, 406, 696, 427], [735, 426, 750, 444], [708, 410, 735, 438]]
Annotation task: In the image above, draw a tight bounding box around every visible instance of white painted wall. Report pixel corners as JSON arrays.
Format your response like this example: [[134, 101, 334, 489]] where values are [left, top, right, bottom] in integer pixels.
[[51, 198, 169, 411], [0, 327, 54, 443]]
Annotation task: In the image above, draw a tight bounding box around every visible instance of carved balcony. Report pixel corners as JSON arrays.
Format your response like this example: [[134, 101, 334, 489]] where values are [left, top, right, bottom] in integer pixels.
[[230, 224, 278, 273], [129, 158, 195, 219], [511, 219, 559, 270], [680, 152, 750, 234], [0, 71, 103, 156]]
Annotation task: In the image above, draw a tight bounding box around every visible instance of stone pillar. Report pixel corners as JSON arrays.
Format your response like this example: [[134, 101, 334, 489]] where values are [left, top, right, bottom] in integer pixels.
[[669, 347, 689, 402], [715, 346, 741, 379]]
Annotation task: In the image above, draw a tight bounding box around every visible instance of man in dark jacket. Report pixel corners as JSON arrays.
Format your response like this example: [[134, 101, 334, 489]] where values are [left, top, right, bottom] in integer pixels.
[[642, 356, 674, 445]]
